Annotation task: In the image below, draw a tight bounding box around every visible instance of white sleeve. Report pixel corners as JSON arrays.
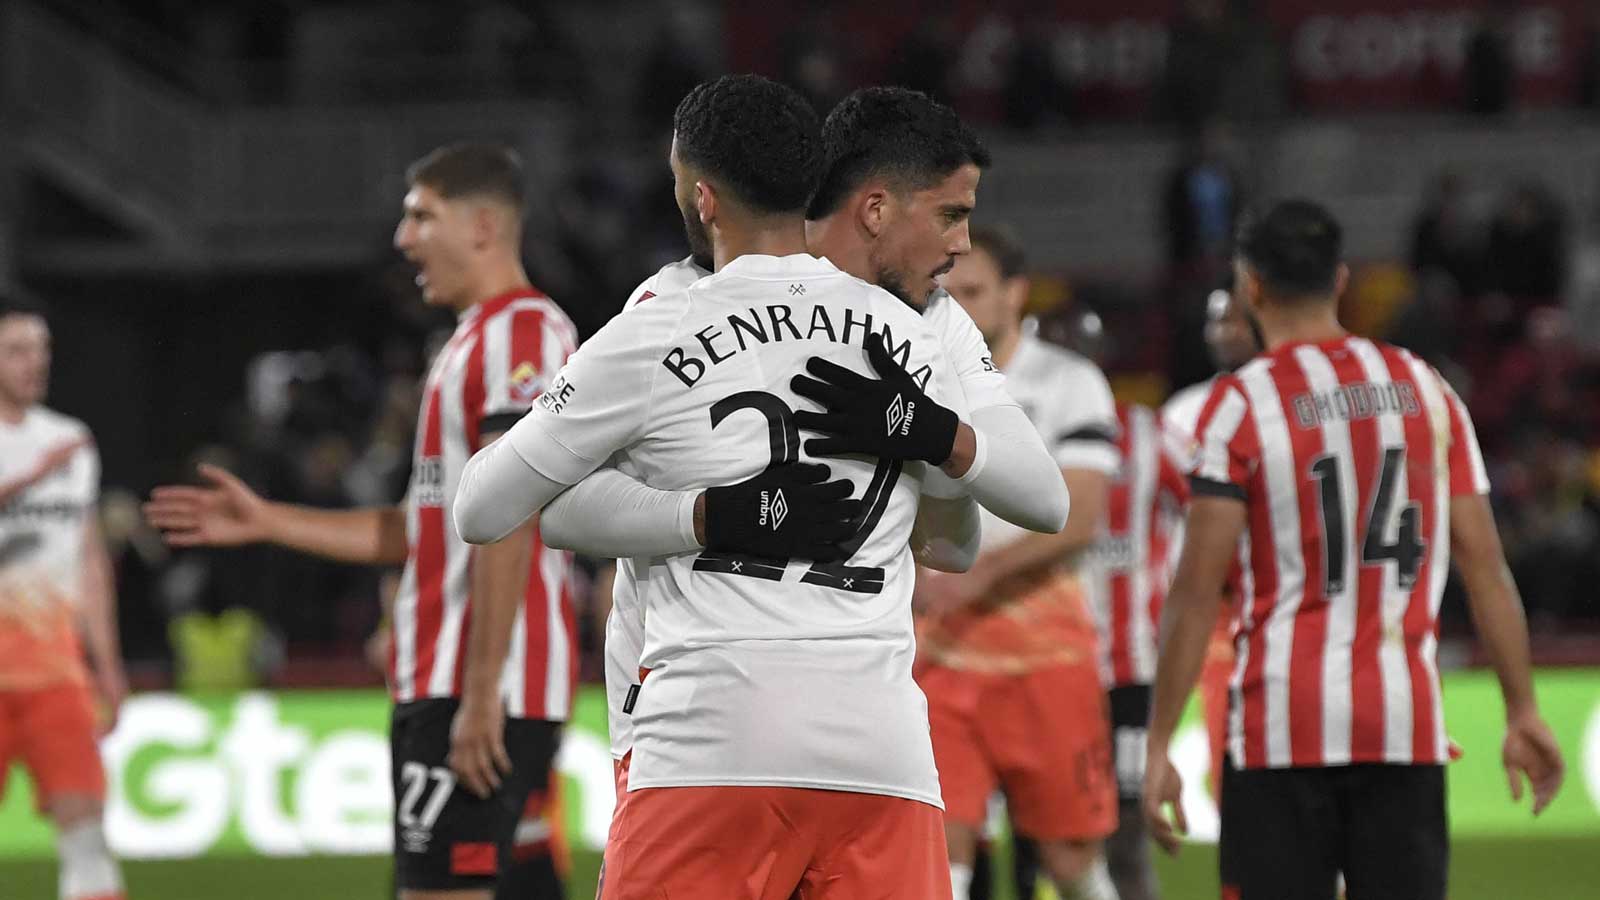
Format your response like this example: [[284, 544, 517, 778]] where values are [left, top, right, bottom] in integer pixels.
[[1051, 362, 1120, 474], [504, 311, 660, 485], [961, 403, 1071, 534], [454, 436, 568, 543], [911, 493, 981, 572], [940, 298, 1017, 413], [541, 468, 701, 558], [455, 312, 661, 542]]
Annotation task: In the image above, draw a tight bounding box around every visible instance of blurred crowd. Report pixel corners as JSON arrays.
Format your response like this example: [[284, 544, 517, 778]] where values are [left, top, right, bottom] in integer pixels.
[[32, 0, 1600, 682]]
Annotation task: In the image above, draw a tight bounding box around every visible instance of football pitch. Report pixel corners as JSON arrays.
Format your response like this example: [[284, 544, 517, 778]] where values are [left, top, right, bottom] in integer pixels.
[[2, 836, 1596, 899]]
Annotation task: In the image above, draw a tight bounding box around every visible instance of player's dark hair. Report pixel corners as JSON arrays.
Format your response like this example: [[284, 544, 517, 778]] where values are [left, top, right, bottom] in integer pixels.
[[807, 87, 992, 220], [405, 142, 526, 213], [1235, 199, 1343, 299], [672, 74, 822, 215], [0, 293, 45, 322], [970, 223, 1026, 280]]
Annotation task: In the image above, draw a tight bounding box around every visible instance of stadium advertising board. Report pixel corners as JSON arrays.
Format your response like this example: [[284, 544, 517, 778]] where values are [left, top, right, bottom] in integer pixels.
[[2, 671, 1599, 859]]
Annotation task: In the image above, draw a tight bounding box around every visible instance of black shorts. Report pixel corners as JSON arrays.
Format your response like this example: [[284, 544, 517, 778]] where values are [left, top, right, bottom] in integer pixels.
[[390, 698, 561, 892], [1107, 684, 1151, 799], [1219, 760, 1447, 900]]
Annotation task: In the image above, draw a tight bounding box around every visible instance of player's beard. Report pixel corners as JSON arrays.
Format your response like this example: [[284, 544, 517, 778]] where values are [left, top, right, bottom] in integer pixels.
[[679, 202, 713, 268], [873, 266, 918, 309]]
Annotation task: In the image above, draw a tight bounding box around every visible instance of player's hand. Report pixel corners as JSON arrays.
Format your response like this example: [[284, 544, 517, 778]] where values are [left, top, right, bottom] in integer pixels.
[[1142, 751, 1188, 855], [449, 696, 511, 799], [143, 464, 272, 547], [1503, 709, 1564, 816], [792, 333, 959, 465], [703, 462, 863, 562]]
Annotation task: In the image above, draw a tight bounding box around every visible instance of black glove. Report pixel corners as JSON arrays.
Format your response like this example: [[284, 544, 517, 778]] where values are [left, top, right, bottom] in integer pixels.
[[790, 332, 960, 464], [703, 462, 862, 562]]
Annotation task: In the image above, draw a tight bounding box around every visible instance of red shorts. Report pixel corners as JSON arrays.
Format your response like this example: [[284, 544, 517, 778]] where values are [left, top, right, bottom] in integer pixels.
[[919, 660, 1116, 842], [601, 784, 950, 900], [0, 681, 107, 810]]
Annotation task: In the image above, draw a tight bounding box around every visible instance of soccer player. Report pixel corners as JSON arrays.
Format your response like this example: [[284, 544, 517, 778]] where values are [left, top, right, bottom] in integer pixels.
[[1161, 285, 1264, 802], [1083, 395, 1190, 900], [0, 297, 127, 900], [919, 224, 1121, 900], [143, 144, 576, 900], [1143, 200, 1565, 900], [453, 74, 1068, 900], [543, 85, 1067, 822]]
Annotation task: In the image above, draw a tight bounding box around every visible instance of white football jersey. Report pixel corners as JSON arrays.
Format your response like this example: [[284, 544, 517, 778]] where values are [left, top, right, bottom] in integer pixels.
[[517, 253, 970, 806], [978, 328, 1118, 553], [605, 256, 709, 759], [0, 408, 99, 689], [0, 408, 97, 601], [602, 267, 1016, 760]]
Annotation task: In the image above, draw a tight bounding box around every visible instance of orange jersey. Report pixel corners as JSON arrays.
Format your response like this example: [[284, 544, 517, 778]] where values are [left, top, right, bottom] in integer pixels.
[[0, 408, 98, 690], [917, 570, 1101, 674]]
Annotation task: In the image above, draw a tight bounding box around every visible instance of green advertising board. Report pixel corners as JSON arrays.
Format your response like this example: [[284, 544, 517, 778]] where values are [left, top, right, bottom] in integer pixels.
[[2, 670, 1597, 859]]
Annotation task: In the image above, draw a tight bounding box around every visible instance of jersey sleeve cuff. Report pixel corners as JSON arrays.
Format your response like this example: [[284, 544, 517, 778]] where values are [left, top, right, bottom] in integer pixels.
[[954, 424, 990, 487], [1189, 474, 1246, 501], [676, 489, 703, 549]]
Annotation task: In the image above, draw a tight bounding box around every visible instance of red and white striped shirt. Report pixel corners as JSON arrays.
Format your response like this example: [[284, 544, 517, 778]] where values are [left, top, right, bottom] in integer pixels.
[[391, 288, 580, 720], [1189, 335, 1489, 769], [1086, 403, 1189, 688]]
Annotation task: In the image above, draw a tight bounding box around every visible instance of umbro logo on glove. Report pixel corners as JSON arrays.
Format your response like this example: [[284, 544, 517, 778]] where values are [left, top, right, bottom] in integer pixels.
[[758, 489, 789, 531], [885, 393, 916, 438], [704, 463, 860, 561], [792, 333, 958, 465]]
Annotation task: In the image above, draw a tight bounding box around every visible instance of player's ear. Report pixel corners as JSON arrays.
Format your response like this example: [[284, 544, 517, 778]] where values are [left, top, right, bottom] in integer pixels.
[[696, 180, 717, 227], [858, 186, 888, 239], [470, 202, 497, 250], [1234, 260, 1261, 312], [1332, 262, 1350, 301]]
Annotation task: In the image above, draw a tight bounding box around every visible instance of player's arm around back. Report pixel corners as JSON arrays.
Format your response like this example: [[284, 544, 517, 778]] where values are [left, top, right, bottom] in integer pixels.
[[144, 463, 408, 566], [455, 298, 665, 544], [1450, 493, 1565, 814]]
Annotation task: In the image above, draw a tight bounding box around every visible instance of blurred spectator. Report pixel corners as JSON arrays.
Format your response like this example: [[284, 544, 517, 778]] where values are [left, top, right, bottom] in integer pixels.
[[1464, 2, 1515, 115], [1162, 121, 1242, 271], [1409, 171, 1485, 297], [1471, 308, 1600, 455], [1495, 430, 1600, 628], [1486, 182, 1567, 303]]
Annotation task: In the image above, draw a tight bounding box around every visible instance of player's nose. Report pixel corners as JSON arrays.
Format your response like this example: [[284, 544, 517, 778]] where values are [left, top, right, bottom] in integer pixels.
[[947, 221, 972, 257]]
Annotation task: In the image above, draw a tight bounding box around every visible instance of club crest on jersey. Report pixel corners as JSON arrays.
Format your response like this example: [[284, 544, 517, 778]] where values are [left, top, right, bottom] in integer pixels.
[[508, 361, 544, 404], [886, 393, 915, 437], [759, 489, 788, 531]]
